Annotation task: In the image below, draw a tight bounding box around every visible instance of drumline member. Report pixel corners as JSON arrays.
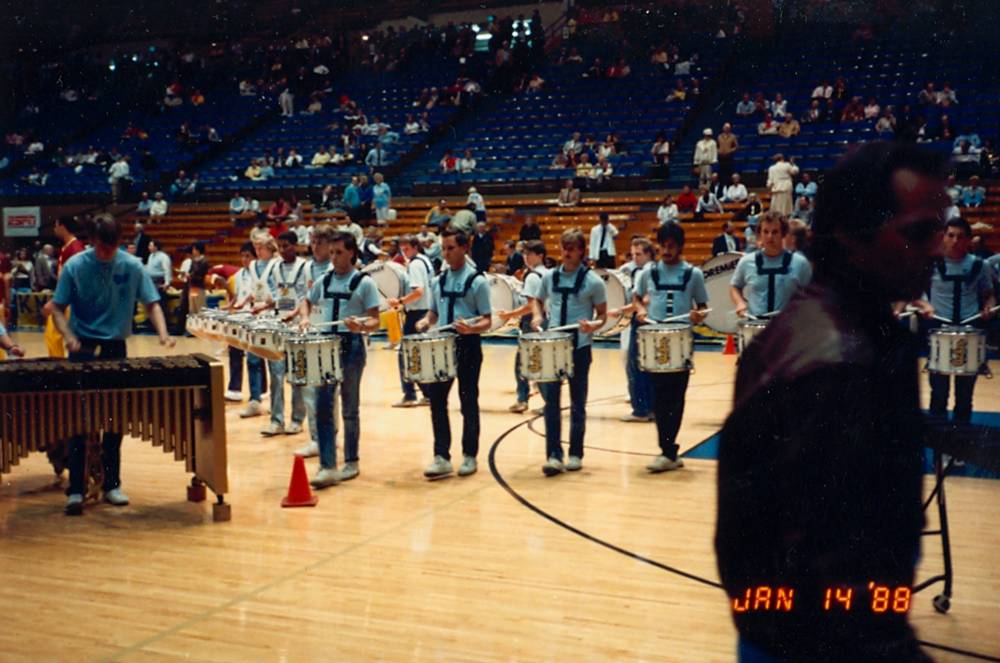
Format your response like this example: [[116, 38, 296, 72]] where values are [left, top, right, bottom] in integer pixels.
[[224, 241, 266, 404], [296, 231, 381, 487], [633, 223, 709, 472], [388, 235, 435, 408], [730, 211, 812, 318], [496, 239, 550, 413], [618, 236, 655, 423], [50, 214, 176, 515], [294, 224, 338, 458], [911, 217, 995, 423], [530, 228, 608, 476], [43, 216, 87, 358], [415, 228, 493, 480], [239, 231, 280, 419]]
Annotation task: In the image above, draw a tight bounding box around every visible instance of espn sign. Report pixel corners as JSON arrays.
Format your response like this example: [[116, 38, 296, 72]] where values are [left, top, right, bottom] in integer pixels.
[[2, 206, 41, 237]]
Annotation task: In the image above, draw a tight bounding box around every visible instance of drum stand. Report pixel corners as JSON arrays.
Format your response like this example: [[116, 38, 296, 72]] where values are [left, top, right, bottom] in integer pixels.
[[913, 450, 954, 613]]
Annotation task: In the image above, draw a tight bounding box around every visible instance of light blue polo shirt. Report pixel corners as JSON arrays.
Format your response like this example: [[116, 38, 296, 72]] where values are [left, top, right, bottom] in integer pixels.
[[53, 247, 160, 340], [928, 255, 994, 323], [636, 260, 709, 321], [307, 268, 381, 333], [731, 250, 811, 316], [429, 262, 491, 327], [536, 266, 607, 348]]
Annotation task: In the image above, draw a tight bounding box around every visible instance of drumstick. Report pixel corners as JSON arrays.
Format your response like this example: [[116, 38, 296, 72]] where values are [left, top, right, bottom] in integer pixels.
[[307, 316, 373, 329], [653, 308, 715, 324], [931, 314, 954, 324], [961, 305, 1000, 325], [547, 323, 581, 332]]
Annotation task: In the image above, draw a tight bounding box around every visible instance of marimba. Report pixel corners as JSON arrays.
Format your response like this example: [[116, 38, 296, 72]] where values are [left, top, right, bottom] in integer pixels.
[[0, 354, 230, 521]]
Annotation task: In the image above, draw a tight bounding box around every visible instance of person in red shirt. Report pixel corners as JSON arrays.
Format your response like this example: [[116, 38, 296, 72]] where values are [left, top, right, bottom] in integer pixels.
[[267, 197, 291, 223], [675, 184, 699, 214], [44, 216, 88, 357]]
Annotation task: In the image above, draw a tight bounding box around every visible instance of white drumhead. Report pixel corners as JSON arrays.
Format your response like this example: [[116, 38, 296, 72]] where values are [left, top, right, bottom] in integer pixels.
[[594, 269, 631, 336], [487, 274, 523, 331], [701, 252, 743, 334], [362, 260, 408, 311]]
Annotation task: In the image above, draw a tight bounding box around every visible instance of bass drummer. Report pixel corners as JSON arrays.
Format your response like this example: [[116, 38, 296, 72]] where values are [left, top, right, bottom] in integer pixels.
[[415, 228, 492, 480], [729, 211, 812, 319], [496, 240, 550, 413], [910, 217, 995, 423], [633, 223, 709, 472]]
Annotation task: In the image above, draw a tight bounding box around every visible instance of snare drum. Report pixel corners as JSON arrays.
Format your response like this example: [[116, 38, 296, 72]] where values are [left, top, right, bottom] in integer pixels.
[[487, 274, 524, 332], [594, 269, 633, 337], [185, 312, 204, 338], [363, 260, 408, 311], [518, 331, 574, 382], [223, 313, 254, 348], [197, 309, 227, 341], [246, 320, 289, 361], [401, 332, 457, 383], [285, 333, 343, 385], [636, 323, 693, 373], [928, 325, 986, 376], [737, 319, 768, 354]]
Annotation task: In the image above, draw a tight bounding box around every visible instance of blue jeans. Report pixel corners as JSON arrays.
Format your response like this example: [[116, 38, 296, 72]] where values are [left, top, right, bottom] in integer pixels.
[[626, 324, 652, 417], [515, 351, 530, 403], [267, 357, 306, 428], [230, 347, 265, 400], [246, 352, 266, 402], [316, 337, 366, 468], [539, 345, 592, 460]]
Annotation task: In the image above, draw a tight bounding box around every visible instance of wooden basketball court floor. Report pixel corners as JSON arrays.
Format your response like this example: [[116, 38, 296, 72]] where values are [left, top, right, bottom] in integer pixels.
[[1, 331, 998, 662]]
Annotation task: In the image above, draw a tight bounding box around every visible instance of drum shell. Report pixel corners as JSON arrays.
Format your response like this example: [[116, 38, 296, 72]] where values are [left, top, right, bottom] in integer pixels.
[[285, 334, 344, 385], [737, 319, 768, 354], [401, 332, 457, 383], [247, 321, 288, 361], [637, 323, 693, 373], [928, 325, 986, 376], [518, 331, 574, 382]]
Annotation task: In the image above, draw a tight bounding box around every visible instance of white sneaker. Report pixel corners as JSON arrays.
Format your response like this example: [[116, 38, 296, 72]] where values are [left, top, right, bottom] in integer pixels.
[[261, 422, 284, 436], [424, 455, 453, 480], [310, 467, 340, 488], [392, 398, 419, 408], [508, 401, 528, 413], [417, 397, 430, 406], [647, 455, 684, 473], [239, 400, 263, 418], [104, 488, 130, 506], [542, 456, 564, 477], [457, 456, 477, 476], [224, 390, 243, 402], [619, 413, 653, 422], [65, 493, 84, 516], [284, 421, 304, 435], [337, 462, 360, 481], [565, 456, 582, 472], [294, 441, 319, 458]]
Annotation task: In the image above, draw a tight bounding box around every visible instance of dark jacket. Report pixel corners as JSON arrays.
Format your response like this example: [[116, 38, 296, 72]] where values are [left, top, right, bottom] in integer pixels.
[[716, 282, 930, 662], [519, 223, 542, 241], [712, 233, 744, 256], [471, 232, 494, 272]]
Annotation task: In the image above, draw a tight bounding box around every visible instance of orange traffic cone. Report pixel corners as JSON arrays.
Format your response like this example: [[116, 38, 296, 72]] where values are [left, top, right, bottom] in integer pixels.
[[282, 455, 319, 507], [723, 334, 737, 355]]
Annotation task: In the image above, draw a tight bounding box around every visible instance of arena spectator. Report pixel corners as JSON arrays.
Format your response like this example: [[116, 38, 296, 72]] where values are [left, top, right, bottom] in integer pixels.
[[149, 192, 168, 218], [811, 79, 832, 99], [876, 108, 897, 134], [724, 174, 748, 202], [802, 99, 823, 124], [575, 153, 595, 183], [736, 92, 755, 117], [962, 176, 986, 207], [504, 240, 525, 274], [136, 192, 153, 215], [695, 186, 724, 218], [657, 195, 679, 225], [551, 152, 570, 169], [520, 217, 542, 241], [107, 155, 131, 201], [425, 199, 452, 227], [945, 175, 963, 205], [372, 173, 392, 225], [937, 83, 958, 105], [767, 154, 799, 215], [32, 244, 56, 291], [791, 196, 814, 225], [313, 185, 339, 212], [557, 179, 580, 207], [841, 97, 865, 122], [713, 221, 744, 255], [244, 159, 263, 181], [665, 79, 688, 103], [284, 149, 303, 168], [593, 157, 614, 185], [770, 93, 787, 119], [467, 187, 487, 222], [310, 146, 332, 167], [404, 114, 421, 134], [651, 133, 671, 166], [676, 185, 698, 214], [757, 113, 779, 135], [268, 197, 291, 223], [144, 239, 172, 287], [563, 132, 583, 157], [863, 97, 881, 120], [459, 149, 477, 173], [279, 88, 294, 116], [717, 123, 739, 181], [169, 170, 194, 198], [471, 222, 494, 272], [365, 143, 389, 171], [794, 172, 817, 205], [953, 139, 982, 179], [693, 129, 717, 185], [707, 172, 726, 201], [440, 149, 458, 173]]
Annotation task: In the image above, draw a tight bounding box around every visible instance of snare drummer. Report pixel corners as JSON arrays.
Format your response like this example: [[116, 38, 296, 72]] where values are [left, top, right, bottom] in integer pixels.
[[496, 240, 551, 413], [224, 241, 267, 407], [911, 218, 995, 423], [388, 235, 435, 408], [253, 230, 311, 438], [239, 231, 281, 419], [415, 228, 492, 480], [730, 211, 812, 318], [633, 223, 709, 472], [618, 236, 655, 423], [297, 231, 381, 487], [531, 228, 608, 476]]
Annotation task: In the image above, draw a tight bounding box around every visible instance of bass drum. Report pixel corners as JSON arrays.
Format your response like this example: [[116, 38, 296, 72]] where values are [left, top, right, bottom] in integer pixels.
[[700, 252, 744, 334], [362, 260, 408, 311], [593, 268, 633, 337], [486, 274, 524, 332]]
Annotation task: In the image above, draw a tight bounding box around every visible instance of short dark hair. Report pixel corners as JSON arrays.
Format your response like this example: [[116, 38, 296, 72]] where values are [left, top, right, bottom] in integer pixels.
[[946, 217, 972, 237], [278, 230, 299, 244], [441, 227, 469, 247], [599, 212, 610, 223], [56, 216, 77, 235], [631, 236, 654, 257], [239, 241, 254, 254], [329, 230, 359, 256], [524, 240, 546, 257], [192, 241, 206, 255], [148, 237, 161, 251], [92, 214, 121, 246], [656, 222, 685, 247]]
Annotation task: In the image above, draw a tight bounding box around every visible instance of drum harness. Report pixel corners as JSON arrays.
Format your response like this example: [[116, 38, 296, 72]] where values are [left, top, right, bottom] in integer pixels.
[[439, 269, 485, 326], [552, 267, 590, 346], [755, 251, 793, 313], [935, 257, 985, 324], [321, 269, 371, 353]]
